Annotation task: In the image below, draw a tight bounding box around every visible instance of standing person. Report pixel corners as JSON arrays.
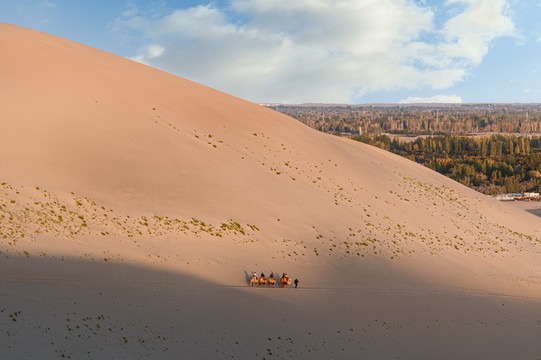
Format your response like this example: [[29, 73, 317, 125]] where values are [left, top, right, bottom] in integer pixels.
[[294, 279, 299, 288]]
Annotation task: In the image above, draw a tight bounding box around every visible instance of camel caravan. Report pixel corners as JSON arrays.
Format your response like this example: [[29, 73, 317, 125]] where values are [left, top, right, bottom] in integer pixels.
[[250, 272, 292, 288]]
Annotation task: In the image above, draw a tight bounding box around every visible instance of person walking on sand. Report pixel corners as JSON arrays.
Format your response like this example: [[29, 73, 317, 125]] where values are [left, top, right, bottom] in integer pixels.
[[294, 279, 299, 288]]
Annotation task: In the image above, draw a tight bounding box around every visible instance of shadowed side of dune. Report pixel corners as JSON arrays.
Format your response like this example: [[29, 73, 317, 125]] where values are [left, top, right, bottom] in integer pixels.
[[2, 256, 541, 360]]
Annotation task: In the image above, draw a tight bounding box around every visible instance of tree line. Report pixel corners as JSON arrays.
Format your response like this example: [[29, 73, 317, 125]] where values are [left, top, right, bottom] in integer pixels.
[[267, 104, 541, 135], [351, 133, 541, 194]]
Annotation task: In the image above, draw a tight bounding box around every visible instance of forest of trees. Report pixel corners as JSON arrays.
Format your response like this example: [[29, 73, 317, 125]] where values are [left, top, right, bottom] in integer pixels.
[[266, 104, 541, 195], [267, 104, 541, 135], [351, 134, 541, 194]]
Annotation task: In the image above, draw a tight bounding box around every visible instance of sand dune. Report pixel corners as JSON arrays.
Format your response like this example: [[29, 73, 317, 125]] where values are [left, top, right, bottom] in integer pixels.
[[506, 200, 541, 218], [1, 22, 541, 359]]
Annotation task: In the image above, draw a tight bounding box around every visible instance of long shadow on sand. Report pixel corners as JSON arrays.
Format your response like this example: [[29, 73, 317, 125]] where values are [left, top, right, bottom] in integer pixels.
[[2, 255, 541, 360], [525, 208, 541, 218]]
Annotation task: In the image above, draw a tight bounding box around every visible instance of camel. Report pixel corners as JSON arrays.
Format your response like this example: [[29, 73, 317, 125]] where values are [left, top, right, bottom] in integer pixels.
[[279, 276, 291, 288], [249, 273, 289, 288]]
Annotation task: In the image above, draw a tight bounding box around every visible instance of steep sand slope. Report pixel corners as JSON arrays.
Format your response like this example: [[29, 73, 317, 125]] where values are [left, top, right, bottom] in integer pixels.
[[1, 23, 541, 359]]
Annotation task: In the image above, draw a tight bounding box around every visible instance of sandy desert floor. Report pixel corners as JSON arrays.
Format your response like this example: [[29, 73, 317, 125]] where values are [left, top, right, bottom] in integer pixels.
[[3, 256, 541, 360]]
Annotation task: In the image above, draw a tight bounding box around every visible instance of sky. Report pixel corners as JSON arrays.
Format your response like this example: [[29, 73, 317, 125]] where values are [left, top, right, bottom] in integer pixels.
[[1, 0, 540, 104]]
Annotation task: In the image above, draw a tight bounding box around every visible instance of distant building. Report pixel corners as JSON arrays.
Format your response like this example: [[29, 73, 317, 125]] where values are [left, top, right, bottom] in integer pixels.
[[494, 192, 540, 201]]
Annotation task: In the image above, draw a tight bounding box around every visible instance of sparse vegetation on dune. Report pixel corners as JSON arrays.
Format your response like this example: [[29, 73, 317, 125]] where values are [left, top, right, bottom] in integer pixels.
[[0, 181, 263, 262], [1, 178, 538, 267]]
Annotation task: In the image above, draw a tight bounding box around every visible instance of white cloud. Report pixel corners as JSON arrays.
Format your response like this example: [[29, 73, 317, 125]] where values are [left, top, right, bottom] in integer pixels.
[[113, 0, 516, 103], [146, 44, 164, 59], [399, 95, 463, 103], [131, 44, 164, 63], [121, 7, 139, 18], [440, 0, 515, 64]]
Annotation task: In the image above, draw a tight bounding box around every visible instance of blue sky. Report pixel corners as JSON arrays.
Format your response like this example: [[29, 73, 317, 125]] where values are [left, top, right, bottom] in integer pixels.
[[1, 0, 540, 104]]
